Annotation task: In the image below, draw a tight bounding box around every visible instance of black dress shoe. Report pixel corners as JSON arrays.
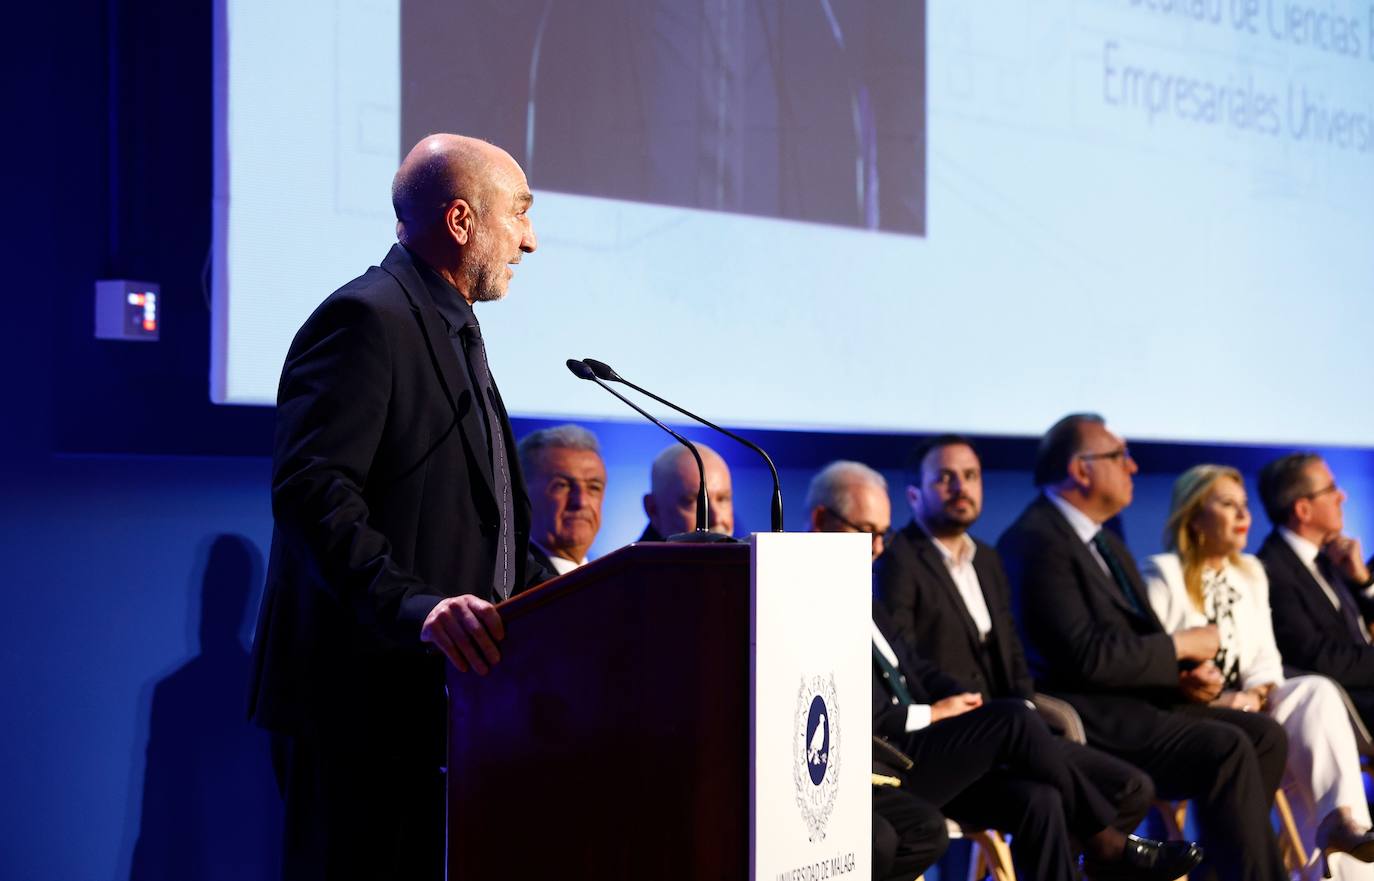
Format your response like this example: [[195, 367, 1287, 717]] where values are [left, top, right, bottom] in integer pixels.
[[1084, 835, 1204, 881]]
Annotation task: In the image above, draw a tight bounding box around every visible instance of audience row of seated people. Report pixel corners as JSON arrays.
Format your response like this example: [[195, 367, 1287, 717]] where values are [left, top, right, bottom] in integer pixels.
[[515, 416, 1374, 881]]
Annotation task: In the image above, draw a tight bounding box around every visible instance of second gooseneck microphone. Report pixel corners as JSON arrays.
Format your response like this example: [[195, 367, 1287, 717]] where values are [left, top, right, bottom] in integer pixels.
[[565, 359, 731, 542], [582, 358, 784, 533]]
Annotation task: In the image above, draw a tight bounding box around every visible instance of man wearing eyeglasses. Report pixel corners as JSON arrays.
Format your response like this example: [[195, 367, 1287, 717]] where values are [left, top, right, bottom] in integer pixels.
[[1258, 452, 1374, 732], [998, 413, 1288, 881], [807, 461, 948, 880], [806, 460, 894, 559]]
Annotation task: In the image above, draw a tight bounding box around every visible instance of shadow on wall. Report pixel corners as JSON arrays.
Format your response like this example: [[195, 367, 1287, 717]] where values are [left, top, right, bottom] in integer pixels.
[[127, 534, 281, 881]]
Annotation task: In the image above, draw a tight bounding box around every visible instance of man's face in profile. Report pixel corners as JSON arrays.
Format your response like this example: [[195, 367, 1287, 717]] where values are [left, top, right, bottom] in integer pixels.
[[1075, 422, 1137, 515], [464, 159, 537, 302], [1299, 459, 1346, 539]]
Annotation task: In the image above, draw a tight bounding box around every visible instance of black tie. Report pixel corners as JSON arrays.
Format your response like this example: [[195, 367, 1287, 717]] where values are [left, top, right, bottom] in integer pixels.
[[1092, 531, 1146, 617], [1318, 554, 1369, 644], [461, 321, 515, 601]]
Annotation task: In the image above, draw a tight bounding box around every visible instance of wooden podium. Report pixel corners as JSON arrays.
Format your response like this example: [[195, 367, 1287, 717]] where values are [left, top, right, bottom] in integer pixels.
[[445, 542, 752, 879], [444, 535, 869, 880]]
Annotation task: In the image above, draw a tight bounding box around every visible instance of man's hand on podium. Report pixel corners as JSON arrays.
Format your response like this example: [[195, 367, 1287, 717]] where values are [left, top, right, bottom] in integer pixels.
[[421, 595, 505, 674]]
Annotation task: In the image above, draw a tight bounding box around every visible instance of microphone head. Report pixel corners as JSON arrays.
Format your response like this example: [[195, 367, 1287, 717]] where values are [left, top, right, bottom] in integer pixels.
[[583, 358, 621, 382], [565, 359, 596, 380]]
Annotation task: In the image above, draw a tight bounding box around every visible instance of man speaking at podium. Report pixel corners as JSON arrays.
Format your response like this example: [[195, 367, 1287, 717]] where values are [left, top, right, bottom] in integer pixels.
[[248, 134, 548, 881]]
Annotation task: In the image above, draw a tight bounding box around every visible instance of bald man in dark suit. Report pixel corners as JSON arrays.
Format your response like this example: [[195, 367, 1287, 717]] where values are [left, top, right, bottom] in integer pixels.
[[250, 135, 549, 881]]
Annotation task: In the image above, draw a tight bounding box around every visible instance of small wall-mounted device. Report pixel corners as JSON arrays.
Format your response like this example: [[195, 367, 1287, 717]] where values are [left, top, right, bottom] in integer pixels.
[[95, 280, 160, 341]]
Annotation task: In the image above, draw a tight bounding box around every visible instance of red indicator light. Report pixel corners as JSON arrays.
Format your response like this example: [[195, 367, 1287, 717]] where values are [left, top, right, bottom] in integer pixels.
[[143, 319, 157, 332], [130, 294, 145, 306]]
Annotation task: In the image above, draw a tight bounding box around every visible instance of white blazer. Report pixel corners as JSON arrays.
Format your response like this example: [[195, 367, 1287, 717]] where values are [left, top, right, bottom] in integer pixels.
[[1141, 552, 1286, 692]]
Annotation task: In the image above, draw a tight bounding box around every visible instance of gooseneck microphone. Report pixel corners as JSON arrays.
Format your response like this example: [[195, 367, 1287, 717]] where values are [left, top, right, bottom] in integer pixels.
[[565, 359, 731, 542], [582, 358, 785, 533]]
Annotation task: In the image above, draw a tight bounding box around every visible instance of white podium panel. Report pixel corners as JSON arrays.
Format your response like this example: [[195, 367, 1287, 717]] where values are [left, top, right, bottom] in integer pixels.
[[750, 532, 871, 881]]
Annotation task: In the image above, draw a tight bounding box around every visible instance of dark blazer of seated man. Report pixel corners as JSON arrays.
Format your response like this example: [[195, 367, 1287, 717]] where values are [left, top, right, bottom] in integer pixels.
[[1257, 452, 1374, 730], [806, 460, 1202, 881], [873, 435, 1153, 835], [997, 413, 1288, 881]]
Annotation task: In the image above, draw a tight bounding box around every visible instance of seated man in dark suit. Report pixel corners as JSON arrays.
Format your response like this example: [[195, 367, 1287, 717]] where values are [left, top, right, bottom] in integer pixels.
[[637, 442, 733, 541], [870, 436, 1154, 837], [1258, 452, 1374, 729], [809, 460, 1202, 881], [997, 413, 1288, 881], [516, 424, 607, 575]]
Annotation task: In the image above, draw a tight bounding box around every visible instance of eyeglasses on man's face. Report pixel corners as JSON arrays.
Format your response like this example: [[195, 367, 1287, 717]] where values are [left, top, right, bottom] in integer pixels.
[[1078, 446, 1133, 464], [1304, 482, 1340, 500], [822, 506, 893, 547]]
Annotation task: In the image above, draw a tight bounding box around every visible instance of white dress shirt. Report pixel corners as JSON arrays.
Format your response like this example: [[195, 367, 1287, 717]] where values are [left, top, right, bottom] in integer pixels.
[[918, 526, 993, 641], [1044, 488, 1112, 577], [1279, 527, 1343, 610], [532, 543, 586, 576]]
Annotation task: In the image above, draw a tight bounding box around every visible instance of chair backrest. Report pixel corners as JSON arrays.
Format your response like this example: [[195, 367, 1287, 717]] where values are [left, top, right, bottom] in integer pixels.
[[1031, 692, 1087, 745]]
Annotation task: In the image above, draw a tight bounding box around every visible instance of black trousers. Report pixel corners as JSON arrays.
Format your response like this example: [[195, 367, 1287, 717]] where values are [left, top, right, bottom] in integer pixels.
[[873, 787, 948, 881], [896, 699, 1118, 881], [1055, 738, 1155, 833], [1108, 704, 1289, 881], [272, 732, 445, 881]]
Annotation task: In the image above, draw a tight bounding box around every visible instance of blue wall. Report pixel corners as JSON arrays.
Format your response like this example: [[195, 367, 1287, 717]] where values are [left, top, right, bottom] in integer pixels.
[[6, 424, 1374, 880], [7, 2, 1374, 879]]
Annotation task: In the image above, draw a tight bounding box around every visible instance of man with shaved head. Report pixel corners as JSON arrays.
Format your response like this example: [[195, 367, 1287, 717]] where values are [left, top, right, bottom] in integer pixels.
[[250, 134, 546, 880], [638, 442, 734, 540]]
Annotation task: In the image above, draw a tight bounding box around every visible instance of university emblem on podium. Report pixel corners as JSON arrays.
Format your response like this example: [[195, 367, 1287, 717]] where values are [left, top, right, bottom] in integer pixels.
[[792, 673, 841, 841]]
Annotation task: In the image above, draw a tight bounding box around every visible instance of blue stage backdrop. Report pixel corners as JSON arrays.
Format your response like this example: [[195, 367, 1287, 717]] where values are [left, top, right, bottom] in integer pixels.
[[5, 2, 1373, 880]]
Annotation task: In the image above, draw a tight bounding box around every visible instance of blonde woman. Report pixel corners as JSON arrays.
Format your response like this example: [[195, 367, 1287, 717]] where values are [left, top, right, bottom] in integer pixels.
[[1142, 464, 1374, 879]]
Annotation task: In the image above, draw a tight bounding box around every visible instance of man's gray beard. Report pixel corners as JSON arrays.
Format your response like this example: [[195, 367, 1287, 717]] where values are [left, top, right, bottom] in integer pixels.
[[466, 265, 507, 303]]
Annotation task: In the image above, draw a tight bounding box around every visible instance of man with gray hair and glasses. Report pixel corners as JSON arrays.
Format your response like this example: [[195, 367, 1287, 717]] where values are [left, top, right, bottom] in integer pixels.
[[1258, 452, 1374, 731], [806, 460, 894, 559], [516, 424, 607, 575]]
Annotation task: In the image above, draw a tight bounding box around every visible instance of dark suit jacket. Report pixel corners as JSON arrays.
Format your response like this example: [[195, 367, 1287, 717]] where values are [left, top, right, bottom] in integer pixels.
[[997, 494, 1180, 751], [872, 601, 970, 744], [876, 522, 1033, 701], [249, 244, 547, 745], [528, 542, 558, 576], [637, 522, 667, 543], [1260, 530, 1374, 690]]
